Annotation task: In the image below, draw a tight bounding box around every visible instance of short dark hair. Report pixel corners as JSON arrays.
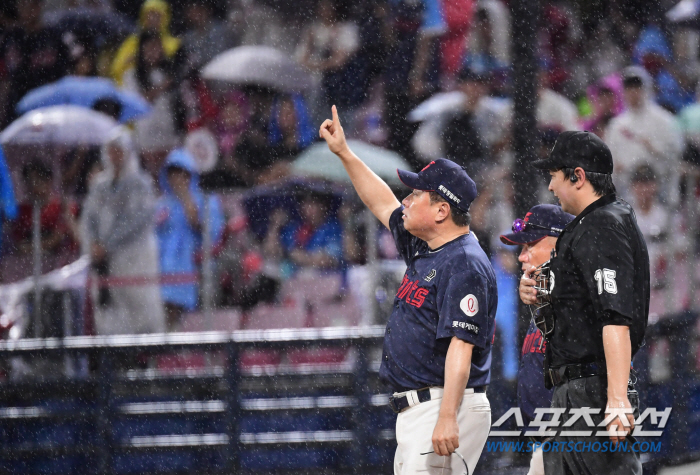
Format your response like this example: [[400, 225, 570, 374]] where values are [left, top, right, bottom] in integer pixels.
[[429, 191, 471, 227], [631, 164, 656, 184], [558, 167, 616, 197], [622, 76, 644, 89]]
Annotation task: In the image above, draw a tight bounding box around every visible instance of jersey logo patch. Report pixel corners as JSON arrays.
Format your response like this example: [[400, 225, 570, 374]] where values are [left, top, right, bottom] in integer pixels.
[[424, 269, 436, 282], [460, 294, 479, 317]]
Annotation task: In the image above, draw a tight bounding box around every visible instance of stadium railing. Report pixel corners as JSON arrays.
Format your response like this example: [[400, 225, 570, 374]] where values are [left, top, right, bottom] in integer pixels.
[[0, 326, 394, 475]]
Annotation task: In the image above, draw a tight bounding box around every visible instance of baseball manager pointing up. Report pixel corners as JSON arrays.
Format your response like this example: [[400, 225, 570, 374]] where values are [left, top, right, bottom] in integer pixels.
[[320, 106, 497, 475]]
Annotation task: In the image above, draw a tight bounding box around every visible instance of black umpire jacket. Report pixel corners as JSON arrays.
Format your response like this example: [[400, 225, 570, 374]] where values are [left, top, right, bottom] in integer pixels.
[[547, 194, 650, 368]]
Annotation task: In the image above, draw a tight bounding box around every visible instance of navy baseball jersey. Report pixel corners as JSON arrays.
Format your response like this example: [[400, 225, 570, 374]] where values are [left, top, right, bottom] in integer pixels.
[[517, 320, 553, 423], [379, 207, 498, 392]]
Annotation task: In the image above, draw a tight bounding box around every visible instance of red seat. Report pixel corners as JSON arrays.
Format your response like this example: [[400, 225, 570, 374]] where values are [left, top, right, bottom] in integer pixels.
[[240, 349, 282, 370], [286, 347, 348, 365], [180, 309, 242, 332], [244, 302, 307, 330], [310, 298, 362, 328], [280, 272, 344, 310]]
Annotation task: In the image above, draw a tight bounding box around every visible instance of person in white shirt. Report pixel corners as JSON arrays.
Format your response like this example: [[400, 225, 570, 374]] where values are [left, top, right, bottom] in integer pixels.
[[605, 66, 683, 206], [536, 69, 580, 132]]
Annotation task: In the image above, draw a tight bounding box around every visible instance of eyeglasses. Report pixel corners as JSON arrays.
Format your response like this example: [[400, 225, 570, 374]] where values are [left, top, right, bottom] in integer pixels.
[[511, 218, 563, 235], [420, 450, 469, 475]]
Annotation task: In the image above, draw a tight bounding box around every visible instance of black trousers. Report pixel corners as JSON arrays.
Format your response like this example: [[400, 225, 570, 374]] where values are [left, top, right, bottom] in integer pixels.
[[543, 376, 642, 475]]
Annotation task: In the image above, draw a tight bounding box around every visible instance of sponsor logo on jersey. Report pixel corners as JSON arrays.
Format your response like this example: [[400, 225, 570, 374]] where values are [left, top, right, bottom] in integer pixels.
[[460, 294, 479, 317], [452, 320, 479, 334], [424, 269, 437, 282]]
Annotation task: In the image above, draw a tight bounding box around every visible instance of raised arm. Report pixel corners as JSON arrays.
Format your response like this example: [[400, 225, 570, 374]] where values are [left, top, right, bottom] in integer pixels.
[[319, 106, 400, 229]]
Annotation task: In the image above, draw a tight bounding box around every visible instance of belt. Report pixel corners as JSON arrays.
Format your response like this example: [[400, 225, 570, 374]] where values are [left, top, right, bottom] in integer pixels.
[[548, 362, 606, 387], [388, 386, 487, 414]]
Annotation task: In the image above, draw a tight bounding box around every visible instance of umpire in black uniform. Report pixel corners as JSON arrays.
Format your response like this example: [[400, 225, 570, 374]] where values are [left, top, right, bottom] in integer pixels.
[[520, 131, 650, 474]]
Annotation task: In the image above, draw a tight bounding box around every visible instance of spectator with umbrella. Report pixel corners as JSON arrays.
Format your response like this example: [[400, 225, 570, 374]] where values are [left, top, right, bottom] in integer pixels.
[[263, 188, 343, 279], [16, 76, 151, 124], [7, 160, 78, 280]]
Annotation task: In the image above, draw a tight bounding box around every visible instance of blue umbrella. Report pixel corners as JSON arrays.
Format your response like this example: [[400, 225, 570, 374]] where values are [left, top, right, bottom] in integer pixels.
[[16, 76, 151, 123]]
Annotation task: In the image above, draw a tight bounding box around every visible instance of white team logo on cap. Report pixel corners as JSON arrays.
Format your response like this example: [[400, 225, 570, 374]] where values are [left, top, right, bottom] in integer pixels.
[[460, 294, 479, 317]]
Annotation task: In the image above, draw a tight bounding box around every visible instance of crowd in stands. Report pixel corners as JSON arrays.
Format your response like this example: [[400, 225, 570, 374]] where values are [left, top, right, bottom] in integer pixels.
[[0, 0, 698, 357]]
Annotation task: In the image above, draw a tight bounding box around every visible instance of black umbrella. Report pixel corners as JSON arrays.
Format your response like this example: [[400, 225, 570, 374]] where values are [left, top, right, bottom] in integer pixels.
[[44, 8, 135, 46]]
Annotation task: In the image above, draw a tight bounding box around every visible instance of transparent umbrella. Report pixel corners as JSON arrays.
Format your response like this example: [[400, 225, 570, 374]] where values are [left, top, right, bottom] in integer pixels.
[[201, 45, 313, 93], [667, 0, 700, 28], [1, 106, 118, 329], [0, 105, 118, 146], [291, 140, 411, 186]]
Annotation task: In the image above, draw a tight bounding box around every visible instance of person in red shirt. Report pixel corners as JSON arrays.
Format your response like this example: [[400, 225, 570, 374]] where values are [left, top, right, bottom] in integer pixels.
[[10, 161, 77, 273]]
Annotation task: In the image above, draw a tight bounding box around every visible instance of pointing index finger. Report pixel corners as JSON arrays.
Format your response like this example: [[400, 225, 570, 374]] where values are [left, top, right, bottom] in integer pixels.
[[332, 105, 340, 125]]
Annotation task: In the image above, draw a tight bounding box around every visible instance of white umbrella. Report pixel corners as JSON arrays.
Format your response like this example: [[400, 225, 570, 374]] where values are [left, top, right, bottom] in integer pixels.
[[0, 105, 118, 146], [292, 140, 411, 186], [667, 0, 700, 26], [408, 91, 466, 122], [201, 45, 313, 93]]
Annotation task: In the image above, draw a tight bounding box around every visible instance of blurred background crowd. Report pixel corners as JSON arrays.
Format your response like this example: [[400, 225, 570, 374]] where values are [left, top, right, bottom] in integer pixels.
[[0, 0, 698, 379]]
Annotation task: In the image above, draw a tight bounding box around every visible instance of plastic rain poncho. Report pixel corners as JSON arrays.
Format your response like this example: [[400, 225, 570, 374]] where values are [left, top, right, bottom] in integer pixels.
[[605, 66, 683, 206], [156, 148, 224, 311], [81, 127, 165, 335]]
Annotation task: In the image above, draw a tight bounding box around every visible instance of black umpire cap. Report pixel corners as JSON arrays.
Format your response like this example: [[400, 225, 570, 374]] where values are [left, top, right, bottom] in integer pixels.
[[531, 130, 613, 174], [397, 158, 477, 212]]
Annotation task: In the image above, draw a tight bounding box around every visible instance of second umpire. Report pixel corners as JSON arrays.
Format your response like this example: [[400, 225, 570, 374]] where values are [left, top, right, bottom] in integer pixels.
[[520, 131, 650, 474]]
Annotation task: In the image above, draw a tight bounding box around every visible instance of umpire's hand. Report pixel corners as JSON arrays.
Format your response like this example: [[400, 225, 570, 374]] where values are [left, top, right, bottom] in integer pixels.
[[319, 105, 349, 156], [605, 396, 635, 446], [519, 265, 538, 305]]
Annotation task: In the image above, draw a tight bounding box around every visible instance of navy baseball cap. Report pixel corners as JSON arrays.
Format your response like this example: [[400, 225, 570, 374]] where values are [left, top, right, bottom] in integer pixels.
[[531, 131, 613, 174], [397, 158, 477, 212], [500, 204, 575, 245]]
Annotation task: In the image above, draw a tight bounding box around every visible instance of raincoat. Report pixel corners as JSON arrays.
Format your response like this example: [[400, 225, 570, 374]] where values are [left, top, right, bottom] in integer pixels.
[[110, 0, 181, 86], [156, 149, 224, 311], [82, 127, 165, 335], [605, 66, 683, 206], [633, 25, 694, 113]]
